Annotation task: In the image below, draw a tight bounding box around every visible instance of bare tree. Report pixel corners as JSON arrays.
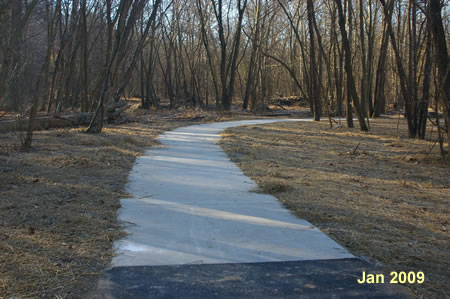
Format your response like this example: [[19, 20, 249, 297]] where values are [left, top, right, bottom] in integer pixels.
[[0, 0, 447, 152], [87, 0, 162, 133], [307, 0, 321, 120], [429, 0, 449, 152], [0, 0, 38, 110], [204, 0, 248, 110], [373, 0, 393, 117], [335, 0, 369, 131]]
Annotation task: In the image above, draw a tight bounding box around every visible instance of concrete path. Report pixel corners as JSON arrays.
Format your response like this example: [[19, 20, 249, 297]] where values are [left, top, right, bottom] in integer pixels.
[[94, 119, 412, 298], [112, 119, 352, 267]]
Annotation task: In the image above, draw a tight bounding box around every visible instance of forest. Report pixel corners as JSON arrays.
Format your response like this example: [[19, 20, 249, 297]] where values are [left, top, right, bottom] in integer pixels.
[[0, 0, 449, 297], [0, 0, 448, 152]]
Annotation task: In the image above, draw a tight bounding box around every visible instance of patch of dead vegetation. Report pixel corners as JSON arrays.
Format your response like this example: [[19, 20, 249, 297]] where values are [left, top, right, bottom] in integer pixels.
[[0, 109, 270, 298], [219, 117, 449, 298], [0, 122, 164, 298]]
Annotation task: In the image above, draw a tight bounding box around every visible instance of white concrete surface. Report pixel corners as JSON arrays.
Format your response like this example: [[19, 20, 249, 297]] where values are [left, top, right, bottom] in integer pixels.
[[113, 119, 353, 267]]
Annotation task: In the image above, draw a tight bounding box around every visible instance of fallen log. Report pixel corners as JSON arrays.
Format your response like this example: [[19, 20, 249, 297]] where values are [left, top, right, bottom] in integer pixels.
[[0, 113, 94, 134], [106, 100, 130, 124]]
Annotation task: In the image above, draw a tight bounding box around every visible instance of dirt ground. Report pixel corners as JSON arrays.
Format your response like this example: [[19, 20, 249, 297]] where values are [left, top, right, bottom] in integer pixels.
[[219, 117, 449, 298], [0, 108, 264, 298]]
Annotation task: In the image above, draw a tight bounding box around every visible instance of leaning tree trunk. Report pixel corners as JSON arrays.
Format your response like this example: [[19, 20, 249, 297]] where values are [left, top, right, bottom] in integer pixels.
[[380, 0, 415, 137]]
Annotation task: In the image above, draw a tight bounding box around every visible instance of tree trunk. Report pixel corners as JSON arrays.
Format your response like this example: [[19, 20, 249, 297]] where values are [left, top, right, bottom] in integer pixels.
[[380, 0, 415, 137], [429, 0, 450, 152], [336, 0, 368, 131], [307, 0, 321, 121], [418, 28, 432, 139], [373, 0, 393, 117]]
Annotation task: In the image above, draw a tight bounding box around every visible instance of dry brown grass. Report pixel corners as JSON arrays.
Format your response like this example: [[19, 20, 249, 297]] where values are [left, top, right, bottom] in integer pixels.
[[0, 123, 165, 298], [0, 109, 262, 298], [219, 117, 449, 299]]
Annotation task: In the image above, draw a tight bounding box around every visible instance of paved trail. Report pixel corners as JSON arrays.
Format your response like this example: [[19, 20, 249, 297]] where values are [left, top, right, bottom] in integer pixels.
[[94, 119, 411, 298]]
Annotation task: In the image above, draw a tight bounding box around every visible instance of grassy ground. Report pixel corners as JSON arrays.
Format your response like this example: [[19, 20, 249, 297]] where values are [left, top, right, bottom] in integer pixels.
[[0, 108, 260, 298], [219, 117, 449, 298]]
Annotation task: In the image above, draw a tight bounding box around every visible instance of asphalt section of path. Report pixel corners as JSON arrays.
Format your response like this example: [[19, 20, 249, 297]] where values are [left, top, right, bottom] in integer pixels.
[[94, 259, 411, 298], [93, 119, 412, 298]]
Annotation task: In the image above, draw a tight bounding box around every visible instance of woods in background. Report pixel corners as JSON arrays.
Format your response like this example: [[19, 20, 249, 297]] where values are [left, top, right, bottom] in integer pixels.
[[0, 0, 448, 151]]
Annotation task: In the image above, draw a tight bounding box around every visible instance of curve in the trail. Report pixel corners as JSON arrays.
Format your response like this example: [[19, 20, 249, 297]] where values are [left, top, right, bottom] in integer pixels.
[[112, 119, 353, 267]]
